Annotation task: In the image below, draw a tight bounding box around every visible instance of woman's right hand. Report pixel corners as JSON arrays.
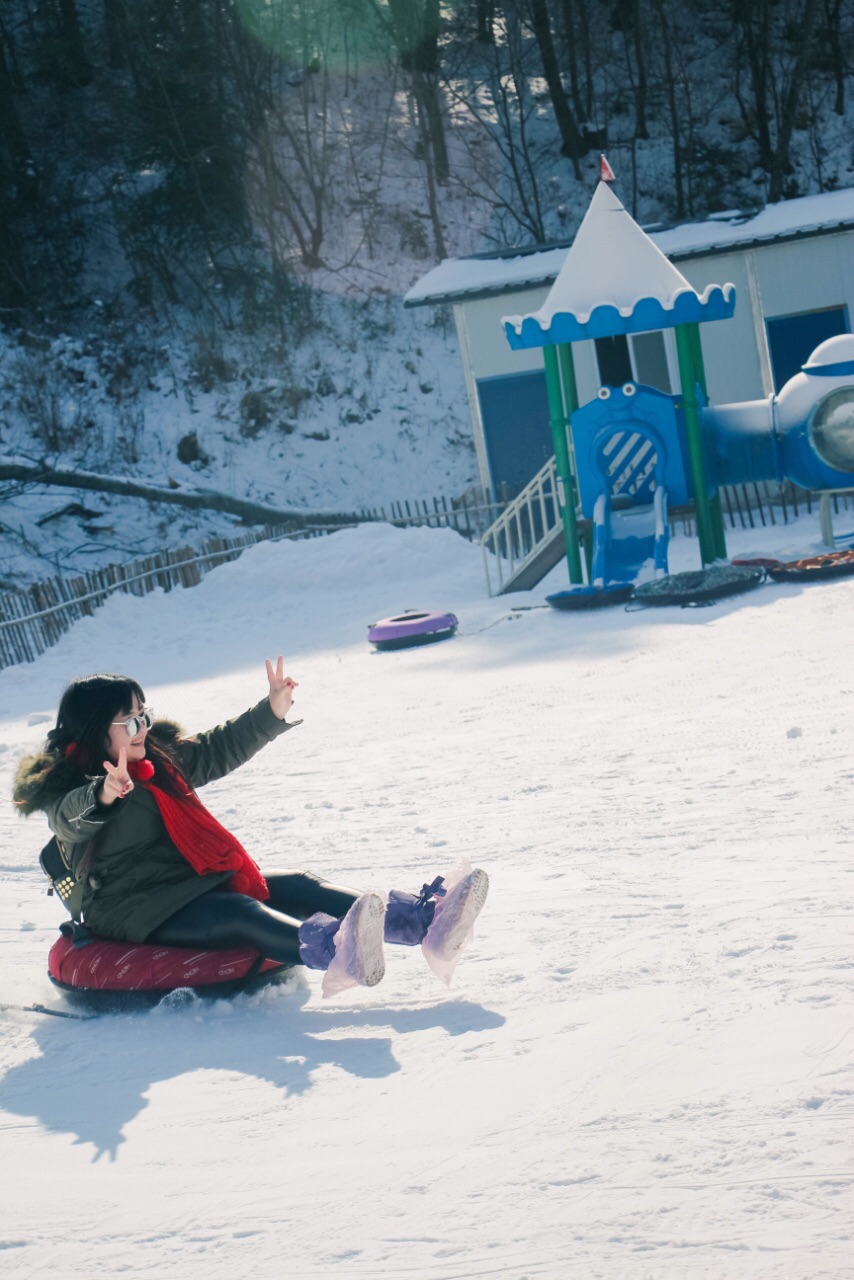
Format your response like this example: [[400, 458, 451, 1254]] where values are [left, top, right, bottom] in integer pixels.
[[265, 655, 298, 720], [101, 746, 134, 805]]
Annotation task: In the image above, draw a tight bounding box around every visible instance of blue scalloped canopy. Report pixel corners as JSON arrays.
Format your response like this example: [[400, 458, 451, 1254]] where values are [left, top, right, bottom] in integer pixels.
[[503, 285, 736, 351]]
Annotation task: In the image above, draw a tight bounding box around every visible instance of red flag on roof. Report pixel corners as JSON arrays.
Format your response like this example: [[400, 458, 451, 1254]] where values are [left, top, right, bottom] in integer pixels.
[[599, 154, 615, 182]]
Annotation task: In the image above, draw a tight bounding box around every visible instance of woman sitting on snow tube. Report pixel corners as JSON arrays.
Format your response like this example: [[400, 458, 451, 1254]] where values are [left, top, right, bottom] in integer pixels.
[[13, 664, 488, 998]]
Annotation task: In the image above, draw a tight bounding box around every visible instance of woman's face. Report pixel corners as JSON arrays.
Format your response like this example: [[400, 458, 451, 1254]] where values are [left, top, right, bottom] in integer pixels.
[[105, 693, 150, 766]]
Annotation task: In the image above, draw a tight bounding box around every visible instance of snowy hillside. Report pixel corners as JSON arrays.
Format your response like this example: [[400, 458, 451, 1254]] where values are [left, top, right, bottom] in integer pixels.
[[4, 1, 854, 589], [0, 297, 479, 587], [0, 518, 851, 1279]]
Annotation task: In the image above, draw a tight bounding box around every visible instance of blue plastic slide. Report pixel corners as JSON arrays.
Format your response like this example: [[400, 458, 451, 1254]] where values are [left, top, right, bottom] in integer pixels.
[[591, 486, 669, 585]]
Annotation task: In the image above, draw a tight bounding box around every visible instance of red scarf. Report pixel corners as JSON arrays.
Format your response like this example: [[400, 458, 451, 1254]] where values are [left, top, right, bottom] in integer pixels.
[[128, 759, 269, 902]]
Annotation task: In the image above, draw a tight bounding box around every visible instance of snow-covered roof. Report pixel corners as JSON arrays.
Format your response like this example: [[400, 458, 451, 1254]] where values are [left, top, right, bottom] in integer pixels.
[[404, 186, 854, 310], [501, 183, 735, 349]]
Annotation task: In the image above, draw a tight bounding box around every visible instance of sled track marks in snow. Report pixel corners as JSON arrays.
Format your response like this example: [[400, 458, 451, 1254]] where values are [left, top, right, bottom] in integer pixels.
[[1, 523, 854, 1280]]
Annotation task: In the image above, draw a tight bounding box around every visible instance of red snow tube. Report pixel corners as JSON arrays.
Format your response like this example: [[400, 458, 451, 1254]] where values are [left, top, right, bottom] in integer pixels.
[[48, 933, 292, 1012], [766, 549, 854, 582]]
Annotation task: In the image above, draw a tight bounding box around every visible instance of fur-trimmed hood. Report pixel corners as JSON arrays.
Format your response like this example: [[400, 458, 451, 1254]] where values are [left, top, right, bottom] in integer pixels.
[[13, 719, 184, 815]]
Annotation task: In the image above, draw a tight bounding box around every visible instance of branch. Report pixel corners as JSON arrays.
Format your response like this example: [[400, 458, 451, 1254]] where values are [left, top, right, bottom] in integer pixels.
[[0, 459, 360, 527]]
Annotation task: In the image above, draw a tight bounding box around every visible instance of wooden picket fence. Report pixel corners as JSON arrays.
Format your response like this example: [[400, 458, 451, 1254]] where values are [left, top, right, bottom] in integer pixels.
[[0, 487, 509, 672], [0, 484, 515, 672], [358, 485, 514, 539], [362, 480, 850, 541], [367, 477, 852, 543], [0, 520, 357, 672], [671, 480, 854, 535], [2, 480, 850, 672]]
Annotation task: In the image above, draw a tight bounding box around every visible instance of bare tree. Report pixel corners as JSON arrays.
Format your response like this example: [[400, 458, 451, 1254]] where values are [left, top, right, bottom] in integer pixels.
[[610, 0, 649, 140], [821, 0, 847, 115], [732, 0, 821, 201], [651, 0, 686, 215], [0, 19, 35, 200], [51, 0, 92, 87], [559, 0, 597, 125], [382, 0, 450, 184], [443, 14, 550, 244], [525, 0, 587, 173], [230, 0, 425, 286], [476, 0, 496, 43], [103, 0, 127, 69]]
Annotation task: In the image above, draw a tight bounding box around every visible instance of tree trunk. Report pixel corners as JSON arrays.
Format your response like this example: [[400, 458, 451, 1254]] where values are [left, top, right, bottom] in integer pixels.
[[412, 75, 448, 256], [397, 0, 450, 183], [476, 0, 495, 43], [768, 0, 821, 200], [559, 0, 587, 123], [630, 0, 648, 140], [823, 0, 845, 115], [416, 69, 450, 184], [733, 0, 820, 201], [652, 0, 684, 217], [733, 0, 774, 171], [0, 31, 35, 201], [103, 0, 127, 69], [0, 462, 361, 527], [56, 0, 92, 87], [579, 0, 594, 121], [527, 0, 585, 172]]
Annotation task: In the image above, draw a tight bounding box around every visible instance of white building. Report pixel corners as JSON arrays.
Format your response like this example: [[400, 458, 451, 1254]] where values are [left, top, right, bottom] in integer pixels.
[[405, 188, 854, 498]]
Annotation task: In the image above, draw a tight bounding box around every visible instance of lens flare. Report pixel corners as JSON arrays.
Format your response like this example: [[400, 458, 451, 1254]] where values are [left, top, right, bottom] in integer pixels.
[[236, 0, 387, 72]]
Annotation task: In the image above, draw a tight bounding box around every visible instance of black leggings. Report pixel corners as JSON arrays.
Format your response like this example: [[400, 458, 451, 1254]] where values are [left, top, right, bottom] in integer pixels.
[[147, 871, 360, 965]]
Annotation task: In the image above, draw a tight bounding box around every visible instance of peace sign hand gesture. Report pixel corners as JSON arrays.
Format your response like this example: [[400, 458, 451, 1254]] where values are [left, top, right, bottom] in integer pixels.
[[101, 746, 134, 806], [266, 656, 299, 721]]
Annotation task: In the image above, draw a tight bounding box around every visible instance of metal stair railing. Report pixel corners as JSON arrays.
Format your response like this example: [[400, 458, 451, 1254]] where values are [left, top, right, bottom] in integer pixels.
[[480, 456, 564, 595]]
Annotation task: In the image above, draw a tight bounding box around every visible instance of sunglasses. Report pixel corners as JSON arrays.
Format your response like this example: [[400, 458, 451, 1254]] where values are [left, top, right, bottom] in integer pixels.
[[111, 709, 154, 737]]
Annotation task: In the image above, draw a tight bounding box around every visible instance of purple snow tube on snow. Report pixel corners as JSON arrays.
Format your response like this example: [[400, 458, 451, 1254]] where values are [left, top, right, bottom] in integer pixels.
[[368, 609, 458, 651]]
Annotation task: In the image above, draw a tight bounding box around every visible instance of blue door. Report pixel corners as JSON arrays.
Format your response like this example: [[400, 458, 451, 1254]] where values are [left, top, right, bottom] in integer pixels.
[[766, 306, 849, 392], [476, 370, 553, 494]]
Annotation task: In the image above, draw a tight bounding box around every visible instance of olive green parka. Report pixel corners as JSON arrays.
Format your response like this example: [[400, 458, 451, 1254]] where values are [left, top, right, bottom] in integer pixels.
[[13, 699, 299, 942]]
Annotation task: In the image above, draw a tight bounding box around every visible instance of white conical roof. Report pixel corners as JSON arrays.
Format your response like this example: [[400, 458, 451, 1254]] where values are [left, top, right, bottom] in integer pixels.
[[503, 183, 735, 348]]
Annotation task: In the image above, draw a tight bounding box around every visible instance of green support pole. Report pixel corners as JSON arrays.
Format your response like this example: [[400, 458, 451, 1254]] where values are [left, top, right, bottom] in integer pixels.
[[675, 323, 716, 566], [556, 342, 592, 579], [708, 493, 727, 562], [556, 341, 580, 417], [543, 344, 583, 584], [687, 322, 727, 560]]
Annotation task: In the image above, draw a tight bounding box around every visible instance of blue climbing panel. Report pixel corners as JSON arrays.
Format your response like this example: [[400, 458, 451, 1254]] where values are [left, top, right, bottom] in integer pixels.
[[572, 383, 690, 585]]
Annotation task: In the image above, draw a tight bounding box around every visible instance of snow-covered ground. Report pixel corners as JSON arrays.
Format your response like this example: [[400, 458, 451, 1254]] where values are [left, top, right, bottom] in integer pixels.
[[0, 516, 852, 1279]]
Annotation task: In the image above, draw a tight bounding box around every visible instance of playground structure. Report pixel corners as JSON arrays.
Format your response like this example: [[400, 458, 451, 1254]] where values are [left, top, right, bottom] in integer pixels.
[[483, 179, 854, 595]]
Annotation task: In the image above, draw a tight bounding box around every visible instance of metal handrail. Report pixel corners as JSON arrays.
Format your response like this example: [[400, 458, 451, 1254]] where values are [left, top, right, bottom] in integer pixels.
[[480, 456, 561, 596]]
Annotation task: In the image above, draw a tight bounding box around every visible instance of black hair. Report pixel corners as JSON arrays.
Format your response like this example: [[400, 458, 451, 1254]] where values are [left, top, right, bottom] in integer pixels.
[[47, 673, 187, 795]]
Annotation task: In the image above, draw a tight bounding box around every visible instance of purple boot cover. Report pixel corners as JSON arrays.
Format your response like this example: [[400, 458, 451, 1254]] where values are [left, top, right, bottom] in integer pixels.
[[321, 892, 386, 999], [422, 861, 489, 987], [298, 912, 340, 970], [384, 876, 444, 946]]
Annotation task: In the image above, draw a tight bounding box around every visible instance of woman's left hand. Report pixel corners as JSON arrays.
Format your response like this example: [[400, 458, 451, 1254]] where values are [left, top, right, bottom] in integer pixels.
[[266, 656, 299, 720]]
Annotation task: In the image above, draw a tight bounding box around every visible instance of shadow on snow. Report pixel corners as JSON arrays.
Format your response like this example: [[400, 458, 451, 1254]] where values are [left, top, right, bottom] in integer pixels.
[[0, 977, 505, 1160]]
